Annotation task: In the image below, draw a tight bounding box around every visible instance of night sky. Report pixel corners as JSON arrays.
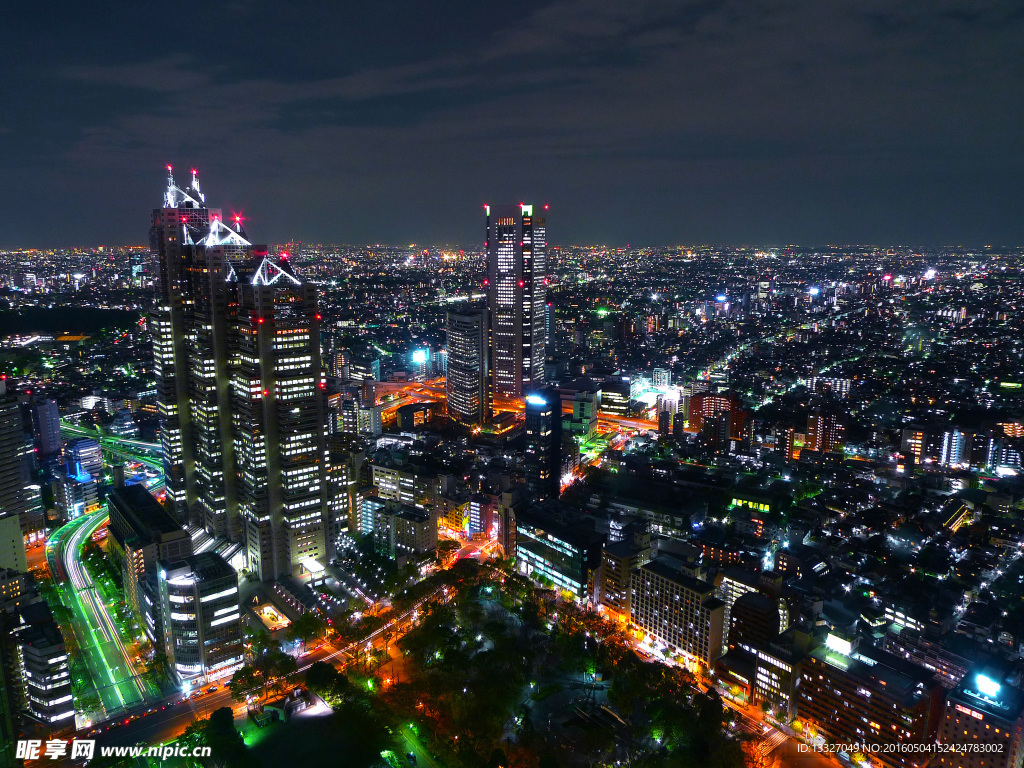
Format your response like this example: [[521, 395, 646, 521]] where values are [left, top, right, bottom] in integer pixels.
[[4, 1, 1023, 248]]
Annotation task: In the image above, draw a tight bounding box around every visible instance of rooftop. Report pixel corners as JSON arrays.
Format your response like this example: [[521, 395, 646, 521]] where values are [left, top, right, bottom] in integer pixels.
[[109, 484, 183, 537]]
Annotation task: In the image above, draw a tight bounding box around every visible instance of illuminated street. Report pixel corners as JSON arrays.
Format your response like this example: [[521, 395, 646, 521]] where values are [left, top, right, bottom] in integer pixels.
[[47, 511, 157, 719]]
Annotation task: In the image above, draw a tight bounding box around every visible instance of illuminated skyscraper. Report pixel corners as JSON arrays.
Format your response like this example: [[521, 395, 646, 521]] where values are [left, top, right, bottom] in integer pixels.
[[486, 204, 547, 400], [33, 399, 61, 457], [446, 305, 489, 427], [150, 166, 215, 524], [151, 169, 329, 581], [233, 262, 329, 583], [524, 387, 561, 502]]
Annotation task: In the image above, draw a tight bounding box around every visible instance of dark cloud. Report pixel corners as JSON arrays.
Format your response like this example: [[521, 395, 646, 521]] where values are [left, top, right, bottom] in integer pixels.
[[2, 0, 1023, 247]]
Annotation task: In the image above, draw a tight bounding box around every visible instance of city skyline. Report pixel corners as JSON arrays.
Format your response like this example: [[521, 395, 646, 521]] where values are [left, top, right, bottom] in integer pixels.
[[3, 3, 1024, 765], [2, 199, 1024, 767]]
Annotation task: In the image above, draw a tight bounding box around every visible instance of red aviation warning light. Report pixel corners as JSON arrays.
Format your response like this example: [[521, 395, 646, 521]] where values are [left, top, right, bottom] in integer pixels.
[[166, 165, 172, 172]]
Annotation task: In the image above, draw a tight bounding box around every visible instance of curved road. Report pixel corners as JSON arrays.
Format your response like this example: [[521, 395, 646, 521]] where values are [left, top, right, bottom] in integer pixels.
[[48, 510, 157, 720]]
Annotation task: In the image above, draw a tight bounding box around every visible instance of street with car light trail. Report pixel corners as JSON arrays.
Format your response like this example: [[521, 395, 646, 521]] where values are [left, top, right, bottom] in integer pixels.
[[47, 509, 157, 719]]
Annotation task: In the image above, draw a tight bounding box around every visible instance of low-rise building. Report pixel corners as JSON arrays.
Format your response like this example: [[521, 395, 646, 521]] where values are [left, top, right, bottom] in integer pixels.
[[515, 510, 604, 601], [158, 553, 242, 686], [372, 504, 437, 560], [11, 603, 73, 725]]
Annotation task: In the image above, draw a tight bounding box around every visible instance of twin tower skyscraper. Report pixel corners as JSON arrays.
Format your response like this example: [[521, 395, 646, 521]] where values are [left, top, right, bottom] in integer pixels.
[[152, 173, 547, 582], [150, 167, 328, 583], [446, 204, 549, 427]]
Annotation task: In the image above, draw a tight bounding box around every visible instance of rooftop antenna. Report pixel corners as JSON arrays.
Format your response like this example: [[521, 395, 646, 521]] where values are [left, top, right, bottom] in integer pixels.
[[164, 165, 176, 207]]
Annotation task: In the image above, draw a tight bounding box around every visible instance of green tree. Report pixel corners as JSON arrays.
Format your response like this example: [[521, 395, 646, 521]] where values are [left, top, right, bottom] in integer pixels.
[[259, 649, 298, 698], [145, 651, 170, 687], [243, 624, 274, 662], [179, 716, 209, 749], [304, 660, 340, 698], [228, 665, 261, 704], [288, 611, 326, 652], [437, 539, 460, 563], [205, 707, 249, 768]]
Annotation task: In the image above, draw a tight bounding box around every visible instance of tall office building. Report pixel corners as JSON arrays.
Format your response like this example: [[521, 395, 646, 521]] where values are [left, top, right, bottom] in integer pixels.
[[185, 216, 253, 540], [0, 639, 14, 768], [11, 603, 74, 725], [233, 266, 329, 583], [107, 485, 192, 643], [65, 437, 102, 478], [524, 387, 561, 502], [446, 305, 490, 427], [33, 399, 61, 457], [486, 204, 547, 400], [0, 381, 42, 557], [150, 168, 329, 581], [151, 166, 216, 524]]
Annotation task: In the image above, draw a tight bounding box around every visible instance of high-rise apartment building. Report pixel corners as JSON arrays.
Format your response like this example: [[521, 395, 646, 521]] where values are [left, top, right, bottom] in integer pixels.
[[150, 168, 329, 582], [486, 204, 547, 399], [630, 560, 725, 670], [806, 406, 846, 454], [809, 376, 852, 399], [599, 527, 653, 618], [688, 391, 745, 435], [446, 305, 490, 427], [774, 425, 798, 460]]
